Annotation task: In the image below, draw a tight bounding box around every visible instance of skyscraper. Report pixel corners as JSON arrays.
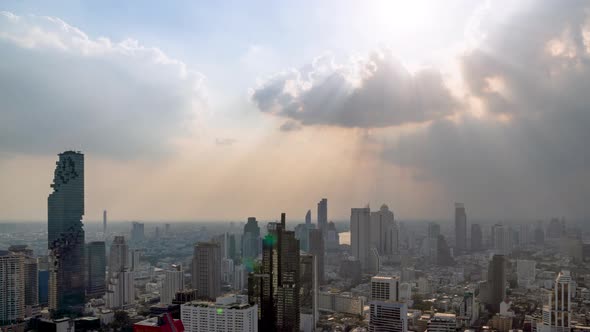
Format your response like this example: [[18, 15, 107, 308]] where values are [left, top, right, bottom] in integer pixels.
[[106, 236, 134, 309], [317, 199, 328, 232], [161, 265, 184, 305], [131, 222, 145, 243], [0, 250, 25, 326], [455, 203, 467, 254], [109, 236, 128, 281], [250, 213, 300, 332], [370, 204, 397, 255], [270, 213, 300, 332], [103, 210, 107, 238], [309, 229, 324, 285], [485, 255, 507, 313], [191, 242, 221, 300], [539, 270, 572, 332], [369, 301, 408, 332], [351, 207, 371, 270], [86, 241, 106, 299], [242, 217, 260, 265], [47, 151, 85, 316], [470, 224, 483, 252]]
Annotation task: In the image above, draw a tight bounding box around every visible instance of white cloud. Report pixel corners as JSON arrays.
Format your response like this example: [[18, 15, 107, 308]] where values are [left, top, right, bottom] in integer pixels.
[[0, 11, 205, 158], [251, 49, 458, 129]]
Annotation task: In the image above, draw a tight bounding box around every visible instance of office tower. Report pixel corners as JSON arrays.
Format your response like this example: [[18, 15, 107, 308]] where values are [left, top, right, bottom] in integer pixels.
[[47, 151, 85, 316], [516, 260, 536, 289], [165, 223, 171, 235], [129, 249, 142, 272], [109, 236, 128, 280], [399, 283, 411, 302], [0, 250, 25, 326], [427, 313, 457, 332], [191, 242, 221, 300], [426, 222, 440, 263], [155, 227, 160, 239], [228, 234, 237, 260], [242, 217, 260, 264], [309, 229, 324, 285], [103, 210, 107, 237], [273, 214, 301, 332], [369, 301, 408, 332], [233, 264, 247, 292], [222, 258, 235, 284], [295, 223, 311, 252], [131, 222, 145, 243], [300, 253, 314, 313], [252, 213, 300, 331], [470, 224, 483, 252], [86, 241, 106, 299], [325, 221, 340, 251], [248, 273, 273, 331], [305, 209, 312, 225], [455, 203, 467, 253], [369, 204, 397, 255], [106, 236, 134, 308], [539, 270, 572, 332], [493, 224, 511, 255], [161, 265, 184, 305], [437, 235, 455, 266], [181, 295, 257, 332], [371, 276, 399, 301], [351, 207, 371, 270], [317, 198, 328, 232], [486, 255, 507, 313], [8, 245, 38, 309]]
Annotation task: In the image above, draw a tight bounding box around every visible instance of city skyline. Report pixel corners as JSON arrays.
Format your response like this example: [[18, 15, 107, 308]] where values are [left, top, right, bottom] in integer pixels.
[[2, 1, 590, 221]]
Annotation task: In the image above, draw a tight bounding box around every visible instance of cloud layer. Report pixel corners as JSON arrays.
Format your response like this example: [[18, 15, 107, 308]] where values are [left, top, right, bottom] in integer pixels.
[[251, 50, 457, 130], [0, 11, 204, 158], [384, 1, 590, 217]]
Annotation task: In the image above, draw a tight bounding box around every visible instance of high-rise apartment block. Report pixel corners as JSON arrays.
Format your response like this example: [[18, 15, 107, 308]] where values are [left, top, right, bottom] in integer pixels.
[[0, 250, 25, 326]]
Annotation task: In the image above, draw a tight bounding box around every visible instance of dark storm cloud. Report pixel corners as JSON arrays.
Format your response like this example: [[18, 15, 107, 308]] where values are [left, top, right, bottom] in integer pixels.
[[251, 50, 458, 128], [384, 1, 590, 218], [0, 12, 204, 158]]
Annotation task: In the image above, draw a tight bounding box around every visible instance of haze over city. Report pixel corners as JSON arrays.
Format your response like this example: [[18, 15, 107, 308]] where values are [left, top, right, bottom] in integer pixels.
[[2, 0, 590, 222]]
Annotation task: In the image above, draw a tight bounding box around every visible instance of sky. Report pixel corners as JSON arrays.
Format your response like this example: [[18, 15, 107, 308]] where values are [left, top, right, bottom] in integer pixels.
[[1, 0, 590, 222]]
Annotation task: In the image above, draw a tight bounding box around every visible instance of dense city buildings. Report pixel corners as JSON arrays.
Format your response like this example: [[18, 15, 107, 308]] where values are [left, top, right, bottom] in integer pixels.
[[191, 242, 221, 300], [85, 241, 106, 299], [47, 151, 86, 316], [455, 203, 467, 253], [8, 245, 39, 309]]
